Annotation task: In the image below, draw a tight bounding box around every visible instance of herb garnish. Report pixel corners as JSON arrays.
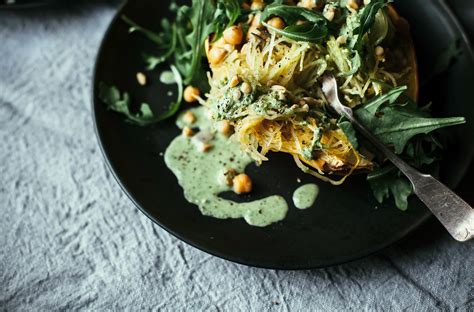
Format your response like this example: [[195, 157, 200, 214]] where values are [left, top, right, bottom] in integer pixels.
[[261, 4, 328, 43], [353, 87, 465, 209], [99, 65, 183, 126]]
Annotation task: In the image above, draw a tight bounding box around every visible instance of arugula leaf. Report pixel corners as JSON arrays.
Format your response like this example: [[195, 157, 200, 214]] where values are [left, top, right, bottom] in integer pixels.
[[261, 4, 328, 43], [99, 83, 155, 126], [155, 65, 184, 121], [183, 0, 217, 85], [339, 0, 389, 74], [99, 65, 183, 126], [355, 86, 466, 153], [222, 0, 241, 27], [122, 16, 177, 71], [428, 40, 462, 81], [352, 0, 390, 51], [338, 121, 359, 149], [366, 136, 440, 210], [353, 86, 465, 210], [368, 169, 412, 211]]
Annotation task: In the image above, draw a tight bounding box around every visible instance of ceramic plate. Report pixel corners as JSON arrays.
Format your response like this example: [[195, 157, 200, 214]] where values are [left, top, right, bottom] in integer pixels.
[[93, 0, 474, 269]]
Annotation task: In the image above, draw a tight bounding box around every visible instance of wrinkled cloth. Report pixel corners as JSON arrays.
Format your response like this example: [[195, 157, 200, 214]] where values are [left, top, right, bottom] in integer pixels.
[[0, 2, 473, 311]]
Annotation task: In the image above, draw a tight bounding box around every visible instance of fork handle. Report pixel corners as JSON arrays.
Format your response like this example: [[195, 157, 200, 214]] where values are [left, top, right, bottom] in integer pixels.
[[347, 112, 474, 242]]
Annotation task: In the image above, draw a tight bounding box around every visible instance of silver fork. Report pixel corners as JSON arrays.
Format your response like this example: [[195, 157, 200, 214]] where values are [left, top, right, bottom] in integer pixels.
[[322, 73, 474, 242]]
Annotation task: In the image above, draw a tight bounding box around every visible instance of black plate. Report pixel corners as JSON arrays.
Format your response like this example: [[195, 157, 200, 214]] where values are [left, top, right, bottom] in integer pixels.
[[93, 0, 474, 269]]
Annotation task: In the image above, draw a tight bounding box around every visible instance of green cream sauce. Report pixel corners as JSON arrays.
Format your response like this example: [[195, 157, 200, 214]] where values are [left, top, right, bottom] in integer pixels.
[[165, 107, 288, 227], [292, 184, 319, 209], [159, 70, 176, 85]]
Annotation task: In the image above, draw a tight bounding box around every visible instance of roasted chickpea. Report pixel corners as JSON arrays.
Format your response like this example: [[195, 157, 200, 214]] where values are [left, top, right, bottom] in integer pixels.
[[251, 0, 265, 11], [208, 47, 227, 65], [216, 120, 233, 136], [182, 111, 196, 124], [229, 75, 241, 88], [182, 126, 194, 137], [347, 0, 360, 10], [267, 17, 286, 29], [375, 46, 385, 57], [233, 173, 253, 194], [323, 6, 336, 21], [375, 46, 385, 61], [183, 86, 200, 103], [198, 142, 213, 153], [223, 26, 244, 45], [297, 0, 320, 10], [221, 168, 238, 186], [336, 35, 347, 45], [241, 82, 252, 94]]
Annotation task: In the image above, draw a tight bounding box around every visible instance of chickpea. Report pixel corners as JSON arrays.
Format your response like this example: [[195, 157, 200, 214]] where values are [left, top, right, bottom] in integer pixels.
[[223, 26, 244, 45], [214, 37, 227, 48], [182, 111, 196, 124], [136, 72, 147, 86], [208, 47, 227, 65], [336, 35, 347, 45], [267, 17, 286, 30], [375, 46, 385, 57], [375, 46, 385, 61], [347, 0, 360, 10], [233, 173, 253, 194], [182, 126, 194, 137], [183, 86, 200, 103], [323, 6, 335, 22], [233, 89, 242, 101], [297, 0, 320, 10], [229, 75, 240, 88], [223, 44, 234, 53], [216, 120, 233, 136], [240, 82, 252, 94], [221, 168, 238, 186], [198, 142, 214, 153], [251, 0, 265, 11]]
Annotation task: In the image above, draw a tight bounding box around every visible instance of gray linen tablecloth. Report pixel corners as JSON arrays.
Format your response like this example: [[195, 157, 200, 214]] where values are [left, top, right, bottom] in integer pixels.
[[1, 2, 473, 311]]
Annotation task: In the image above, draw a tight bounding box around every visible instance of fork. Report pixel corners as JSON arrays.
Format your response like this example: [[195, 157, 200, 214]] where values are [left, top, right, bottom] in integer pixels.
[[322, 73, 474, 242]]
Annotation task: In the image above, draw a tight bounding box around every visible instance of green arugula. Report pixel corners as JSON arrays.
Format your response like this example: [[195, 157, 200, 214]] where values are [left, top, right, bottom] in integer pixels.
[[261, 4, 328, 43], [99, 65, 183, 126], [338, 121, 359, 149], [352, 0, 390, 51], [368, 169, 413, 210], [339, 0, 390, 75], [427, 40, 463, 82], [182, 0, 217, 85], [354, 86, 466, 154], [98, 83, 154, 126], [352, 87, 466, 209]]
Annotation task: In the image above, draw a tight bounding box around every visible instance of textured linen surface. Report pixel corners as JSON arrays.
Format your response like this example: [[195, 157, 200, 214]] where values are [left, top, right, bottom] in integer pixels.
[[0, 2, 473, 311]]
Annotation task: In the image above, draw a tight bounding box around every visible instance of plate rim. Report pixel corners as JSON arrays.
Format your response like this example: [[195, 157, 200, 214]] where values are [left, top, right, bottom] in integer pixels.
[[91, 0, 473, 270]]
